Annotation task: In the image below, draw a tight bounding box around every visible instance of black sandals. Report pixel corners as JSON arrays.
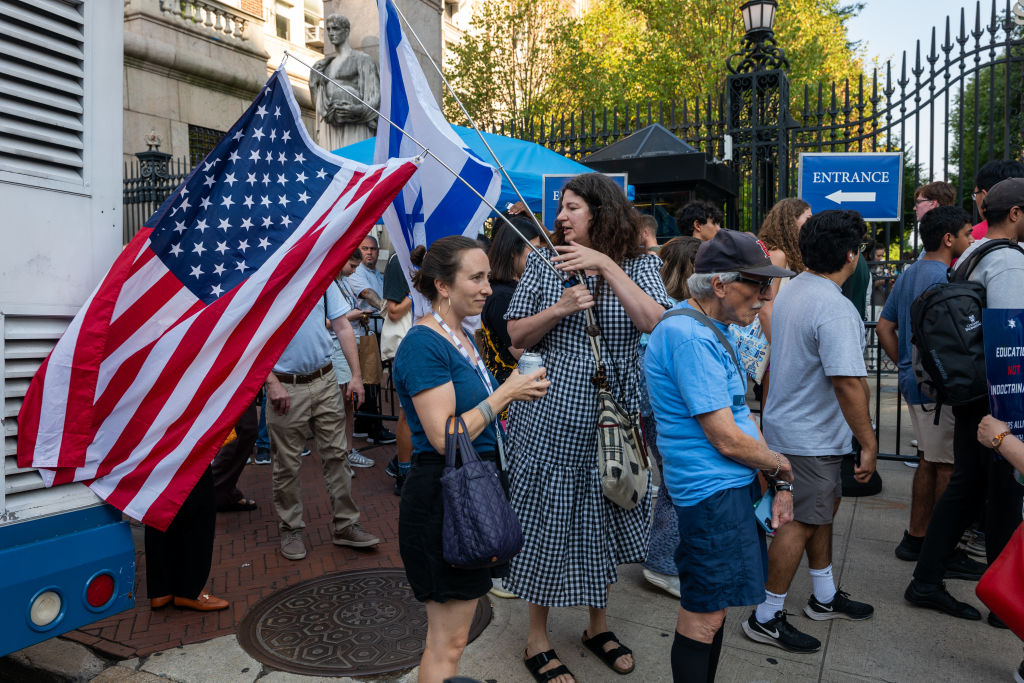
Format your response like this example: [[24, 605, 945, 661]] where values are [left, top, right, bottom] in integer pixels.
[[524, 648, 574, 682], [582, 630, 635, 675]]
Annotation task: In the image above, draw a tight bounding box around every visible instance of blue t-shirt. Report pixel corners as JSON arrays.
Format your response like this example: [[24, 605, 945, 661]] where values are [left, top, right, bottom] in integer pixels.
[[393, 325, 499, 455], [879, 259, 949, 405], [644, 301, 758, 507]]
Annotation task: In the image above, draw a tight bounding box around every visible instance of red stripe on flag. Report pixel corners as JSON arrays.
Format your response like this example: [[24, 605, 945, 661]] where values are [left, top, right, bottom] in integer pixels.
[[15, 356, 49, 468], [106, 271, 186, 349], [345, 168, 384, 209], [55, 230, 155, 469]]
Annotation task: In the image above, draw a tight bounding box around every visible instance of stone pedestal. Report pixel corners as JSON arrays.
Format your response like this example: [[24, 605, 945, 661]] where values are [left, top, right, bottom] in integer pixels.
[[322, 0, 443, 104]]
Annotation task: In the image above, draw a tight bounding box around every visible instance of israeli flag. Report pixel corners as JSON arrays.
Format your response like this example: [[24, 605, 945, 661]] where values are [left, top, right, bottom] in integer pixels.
[[375, 0, 501, 312]]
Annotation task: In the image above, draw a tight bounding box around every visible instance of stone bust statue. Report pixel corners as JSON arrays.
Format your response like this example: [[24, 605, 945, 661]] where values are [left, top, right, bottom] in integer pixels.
[[310, 14, 381, 149]]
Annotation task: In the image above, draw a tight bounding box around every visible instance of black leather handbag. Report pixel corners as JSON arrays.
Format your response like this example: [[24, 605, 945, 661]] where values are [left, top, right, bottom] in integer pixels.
[[440, 416, 523, 568]]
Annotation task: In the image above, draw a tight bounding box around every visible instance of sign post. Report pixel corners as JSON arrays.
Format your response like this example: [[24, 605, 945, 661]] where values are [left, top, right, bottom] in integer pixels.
[[798, 153, 903, 221], [541, 173, 628, 231]]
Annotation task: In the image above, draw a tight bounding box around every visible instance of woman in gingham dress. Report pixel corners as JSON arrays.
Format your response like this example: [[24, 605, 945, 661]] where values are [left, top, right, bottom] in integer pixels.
[[505, 174, 671, 682]]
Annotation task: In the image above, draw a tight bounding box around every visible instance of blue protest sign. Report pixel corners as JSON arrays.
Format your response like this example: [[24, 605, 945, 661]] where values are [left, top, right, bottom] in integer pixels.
[[541, 173, 628, 231], [983, 309, 1024, 440], [798, 153, 903, 221]]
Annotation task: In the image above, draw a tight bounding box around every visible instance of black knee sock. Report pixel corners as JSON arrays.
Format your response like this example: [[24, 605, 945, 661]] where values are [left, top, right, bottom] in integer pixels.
[[672, 632, 713, 683], [706, 619, 725, 683]]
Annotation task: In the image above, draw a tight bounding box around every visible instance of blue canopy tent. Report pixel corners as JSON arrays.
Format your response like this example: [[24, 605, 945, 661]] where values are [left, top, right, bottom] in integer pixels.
[[332, 125, 593, 212]]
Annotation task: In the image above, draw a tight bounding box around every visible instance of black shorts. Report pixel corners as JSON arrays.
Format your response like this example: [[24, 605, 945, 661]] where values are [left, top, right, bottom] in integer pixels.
[[398, 451, 509, 603]]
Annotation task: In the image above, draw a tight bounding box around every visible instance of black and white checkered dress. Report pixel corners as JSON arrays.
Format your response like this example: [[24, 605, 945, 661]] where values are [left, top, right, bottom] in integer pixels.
[[503, 249, 671, 607]]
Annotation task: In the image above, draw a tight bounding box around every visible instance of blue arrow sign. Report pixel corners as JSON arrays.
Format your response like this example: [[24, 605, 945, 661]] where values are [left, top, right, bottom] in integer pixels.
[[798, 152, 903, 221]]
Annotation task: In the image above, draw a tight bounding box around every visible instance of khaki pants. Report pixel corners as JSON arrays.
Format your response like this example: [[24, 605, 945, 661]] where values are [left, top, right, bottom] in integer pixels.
[[266, 373, 358, 535]]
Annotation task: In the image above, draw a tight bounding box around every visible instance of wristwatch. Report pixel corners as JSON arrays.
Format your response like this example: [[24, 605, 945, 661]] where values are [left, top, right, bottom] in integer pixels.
[[772, 480, 793, 493], [992, 430, 1012, 453]]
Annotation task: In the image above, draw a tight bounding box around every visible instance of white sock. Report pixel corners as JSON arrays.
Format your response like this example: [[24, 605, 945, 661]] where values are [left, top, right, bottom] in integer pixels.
[[756, 590, 786, 624], [809, 565, 836, 604]]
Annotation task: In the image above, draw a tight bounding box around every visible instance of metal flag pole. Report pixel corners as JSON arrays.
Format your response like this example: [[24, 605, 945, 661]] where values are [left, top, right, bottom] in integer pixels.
[[282, 52, 568, 282], [389, 2, 561, 255]]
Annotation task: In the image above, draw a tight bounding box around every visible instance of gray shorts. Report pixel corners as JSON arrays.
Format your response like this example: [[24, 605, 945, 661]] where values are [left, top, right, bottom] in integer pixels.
[[788, 454, 844, 525]]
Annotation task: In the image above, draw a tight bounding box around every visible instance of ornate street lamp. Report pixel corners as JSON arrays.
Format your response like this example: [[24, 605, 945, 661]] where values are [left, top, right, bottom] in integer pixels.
[[727, 0, 789, 74], [725, 0, 793, 231]]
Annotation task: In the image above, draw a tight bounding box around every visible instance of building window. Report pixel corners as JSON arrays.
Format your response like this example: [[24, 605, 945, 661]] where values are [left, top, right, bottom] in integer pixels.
[[188, 124, 226, 167], [275, 1, 291, 40]]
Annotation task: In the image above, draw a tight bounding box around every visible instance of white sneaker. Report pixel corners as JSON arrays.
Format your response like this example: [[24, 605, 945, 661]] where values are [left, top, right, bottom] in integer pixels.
[[347, 449, 375, 468], [489, 578, 516, 599], [642, 568, 681, 598]]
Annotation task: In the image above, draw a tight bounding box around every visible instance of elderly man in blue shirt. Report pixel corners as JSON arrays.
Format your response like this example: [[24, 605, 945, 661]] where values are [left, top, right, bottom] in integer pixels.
[[645, 229, 796, 682]]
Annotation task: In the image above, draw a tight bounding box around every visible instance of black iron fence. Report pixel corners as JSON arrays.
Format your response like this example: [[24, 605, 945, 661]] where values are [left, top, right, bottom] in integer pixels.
[[123, 152, 192, 244]]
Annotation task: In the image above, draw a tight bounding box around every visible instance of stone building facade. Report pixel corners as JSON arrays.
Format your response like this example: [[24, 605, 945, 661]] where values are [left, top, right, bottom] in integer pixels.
[[122, 0, 443, 164]]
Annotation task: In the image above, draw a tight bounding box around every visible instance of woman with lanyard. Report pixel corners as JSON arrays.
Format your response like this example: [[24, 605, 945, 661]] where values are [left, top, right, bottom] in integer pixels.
[[393, 235, 550, 682]]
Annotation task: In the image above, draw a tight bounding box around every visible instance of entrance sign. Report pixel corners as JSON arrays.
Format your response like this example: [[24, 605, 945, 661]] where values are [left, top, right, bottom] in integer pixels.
[[798, 153, 903, 221], [984, 309, 1024, 441], [541, 173, 628, 231]]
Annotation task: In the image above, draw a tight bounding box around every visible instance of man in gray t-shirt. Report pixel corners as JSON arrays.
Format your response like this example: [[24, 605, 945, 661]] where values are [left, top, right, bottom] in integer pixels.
[[743, 211, 879, 653]]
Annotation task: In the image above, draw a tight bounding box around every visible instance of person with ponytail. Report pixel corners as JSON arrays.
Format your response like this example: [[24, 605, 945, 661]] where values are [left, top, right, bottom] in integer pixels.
[[392, 235, 550, 683]]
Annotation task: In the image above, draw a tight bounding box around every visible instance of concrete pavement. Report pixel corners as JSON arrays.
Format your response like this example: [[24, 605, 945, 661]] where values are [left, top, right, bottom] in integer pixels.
[[7, 459, 1019, 682]]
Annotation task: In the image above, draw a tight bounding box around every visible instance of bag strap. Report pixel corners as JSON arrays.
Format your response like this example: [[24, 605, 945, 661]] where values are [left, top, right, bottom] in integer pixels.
[[658, 307, 746, 386], [951, 238, 1023, 281], [444, 415, 481, 469]]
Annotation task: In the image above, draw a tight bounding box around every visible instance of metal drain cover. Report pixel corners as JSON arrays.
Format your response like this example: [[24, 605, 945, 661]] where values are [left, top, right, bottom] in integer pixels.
[[237, 568, 491, 677]]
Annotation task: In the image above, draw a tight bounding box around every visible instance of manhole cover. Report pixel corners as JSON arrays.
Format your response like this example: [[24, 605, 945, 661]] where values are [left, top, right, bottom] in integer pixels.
[[237, 568, 491, 677]]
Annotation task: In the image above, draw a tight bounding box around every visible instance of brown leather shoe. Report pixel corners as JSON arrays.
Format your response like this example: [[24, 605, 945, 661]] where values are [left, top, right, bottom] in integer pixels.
[[150, 595, 172, 609], [173, 593, 229, 611]]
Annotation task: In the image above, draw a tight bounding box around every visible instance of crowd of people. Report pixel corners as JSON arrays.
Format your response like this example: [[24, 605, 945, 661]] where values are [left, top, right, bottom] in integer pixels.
[[145, 162, 1024, 682]]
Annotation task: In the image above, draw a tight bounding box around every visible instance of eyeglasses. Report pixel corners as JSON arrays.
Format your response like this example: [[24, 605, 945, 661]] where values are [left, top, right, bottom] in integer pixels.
[[859, 241, 872, 253], [971, 190, 983, 200], [914, 198, 935, 206], [734, 275, 774, 293]]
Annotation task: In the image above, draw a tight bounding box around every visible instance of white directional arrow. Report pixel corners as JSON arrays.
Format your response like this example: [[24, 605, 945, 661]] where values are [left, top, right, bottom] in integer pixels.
[[825, 190, 876, 204]]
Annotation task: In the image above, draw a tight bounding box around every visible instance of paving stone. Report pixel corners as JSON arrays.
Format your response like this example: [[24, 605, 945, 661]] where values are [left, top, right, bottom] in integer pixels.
[[0, 638, 108, 682]]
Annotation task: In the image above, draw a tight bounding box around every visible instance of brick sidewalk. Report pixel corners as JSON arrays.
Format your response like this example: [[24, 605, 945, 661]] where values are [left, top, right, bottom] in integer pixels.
[[67, 439, 401, 659]]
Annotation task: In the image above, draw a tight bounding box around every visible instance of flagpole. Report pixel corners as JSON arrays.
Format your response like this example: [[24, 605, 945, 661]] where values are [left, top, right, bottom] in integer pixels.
[[282, 52, 569, 282], [389, 1, 561, 255]]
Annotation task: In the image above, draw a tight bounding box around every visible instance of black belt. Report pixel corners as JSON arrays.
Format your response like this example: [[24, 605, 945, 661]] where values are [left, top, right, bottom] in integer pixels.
[[273, 362, 333, 384]]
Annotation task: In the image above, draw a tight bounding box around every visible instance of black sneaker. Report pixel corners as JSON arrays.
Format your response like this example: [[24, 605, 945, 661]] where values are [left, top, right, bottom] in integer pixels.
[[894, 530, 922, 562], [369, 428, 397, 445], [742, 610, 821, 653], [253, 449, 271, 465], [904, 580, 981, 620], [385, 456, 399, 478], [804, 589, 874, 621], [393, 473, 405, 497], [943, 549, 986, 581], [988, 612, 1009, 629]]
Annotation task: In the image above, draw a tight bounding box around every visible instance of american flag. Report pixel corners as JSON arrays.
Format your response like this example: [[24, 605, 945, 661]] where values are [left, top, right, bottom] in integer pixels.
[[16, 68, 416, 530]]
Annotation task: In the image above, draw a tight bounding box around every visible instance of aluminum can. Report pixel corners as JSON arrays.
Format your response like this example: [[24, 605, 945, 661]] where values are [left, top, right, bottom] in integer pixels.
[[517, 352, 544, 378]]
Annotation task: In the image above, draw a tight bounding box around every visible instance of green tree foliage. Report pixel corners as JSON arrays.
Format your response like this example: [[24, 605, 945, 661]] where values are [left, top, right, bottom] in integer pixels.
[[444, 0, 868, 127], [443, 0, 565, 128]]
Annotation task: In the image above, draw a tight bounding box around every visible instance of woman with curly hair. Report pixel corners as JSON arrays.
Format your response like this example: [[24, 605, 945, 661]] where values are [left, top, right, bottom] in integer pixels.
[[504, 173, 671, 682], [756, 198, 811, 341]]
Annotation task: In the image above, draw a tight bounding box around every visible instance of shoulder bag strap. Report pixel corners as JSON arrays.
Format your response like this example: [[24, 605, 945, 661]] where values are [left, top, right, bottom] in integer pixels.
[[658, 308, 745, 385]]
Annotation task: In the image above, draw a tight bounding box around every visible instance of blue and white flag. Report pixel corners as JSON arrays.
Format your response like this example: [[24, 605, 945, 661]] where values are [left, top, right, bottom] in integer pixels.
[[375, 0, 501, 311]]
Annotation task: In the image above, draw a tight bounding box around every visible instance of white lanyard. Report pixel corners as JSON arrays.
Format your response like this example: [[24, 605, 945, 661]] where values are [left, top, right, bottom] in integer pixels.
[[432, 312, 506, 467], [432, 312, 496, 395]]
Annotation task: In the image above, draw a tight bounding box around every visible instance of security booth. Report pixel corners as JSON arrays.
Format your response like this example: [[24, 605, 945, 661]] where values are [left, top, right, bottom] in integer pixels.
[[583, 123, 739, 241]]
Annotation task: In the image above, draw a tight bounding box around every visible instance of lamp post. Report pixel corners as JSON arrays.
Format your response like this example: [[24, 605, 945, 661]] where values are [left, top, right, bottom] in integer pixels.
[[725, 0, 793, 232]]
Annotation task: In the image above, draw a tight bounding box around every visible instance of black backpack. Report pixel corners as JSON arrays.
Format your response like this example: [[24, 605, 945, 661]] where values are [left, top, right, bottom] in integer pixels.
[[909, 238, 1023, 415]]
